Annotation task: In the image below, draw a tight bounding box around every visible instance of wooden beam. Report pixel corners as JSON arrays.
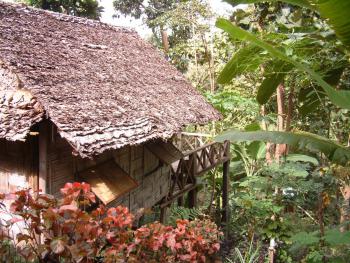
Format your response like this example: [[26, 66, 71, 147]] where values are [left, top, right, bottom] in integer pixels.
[[222, 141, 230, 236], [179, 132, 212, 138], [160, 184, 197, 208], [160, 206, 168, 224], [38, 121, 49, 194], [188, 187, 198, 208], [177, 196, 184, 206], [195, 157, 231, 177], [188, 162, 198, 208]]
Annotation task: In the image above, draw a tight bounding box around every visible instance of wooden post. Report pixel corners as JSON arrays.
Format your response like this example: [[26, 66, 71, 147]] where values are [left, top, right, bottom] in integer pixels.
[[26, 134, 39, 192], [38, 121, 49, 194], [187, 186, 197, 208], [177, 196, 185, 206], [160, 206, 167, 224], [222, 141, 230, 235], [188, 153, 198, 208]]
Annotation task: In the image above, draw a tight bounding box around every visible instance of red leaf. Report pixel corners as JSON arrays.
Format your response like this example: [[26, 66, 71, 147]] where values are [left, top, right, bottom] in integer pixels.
[[59, 204, 78, 212], [72, 182, 81, 189], [81, 182, 90, 193], [50, 239, 65, 254], [9, 217, 23, 224]]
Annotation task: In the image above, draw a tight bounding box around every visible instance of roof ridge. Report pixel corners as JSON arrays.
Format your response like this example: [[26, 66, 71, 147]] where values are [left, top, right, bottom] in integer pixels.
[[0, 1, 136, 35]]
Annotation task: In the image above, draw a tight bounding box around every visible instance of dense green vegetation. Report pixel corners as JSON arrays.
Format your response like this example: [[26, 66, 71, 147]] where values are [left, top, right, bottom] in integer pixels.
[[127, 0, 350, 262], [24, 0, 103, 19], [7, 0, 350, 262]]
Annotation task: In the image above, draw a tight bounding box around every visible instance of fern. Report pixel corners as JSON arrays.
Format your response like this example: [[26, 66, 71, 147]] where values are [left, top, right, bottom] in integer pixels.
[[168, 207, 202, 226], [225, 237, 261, 263]]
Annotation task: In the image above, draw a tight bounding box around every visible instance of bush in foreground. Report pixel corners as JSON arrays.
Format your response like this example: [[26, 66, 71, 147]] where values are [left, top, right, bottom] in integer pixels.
[[0, 183, 221, 263]]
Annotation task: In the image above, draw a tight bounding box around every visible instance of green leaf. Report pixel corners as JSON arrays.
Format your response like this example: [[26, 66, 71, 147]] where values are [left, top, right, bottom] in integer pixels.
[[218, 45, 262, 84], [291, 231, 319, 245], [298, 86, 324, 116], [286, 154, 319, 165], [324, 229, 350, 246], [224, 0, 314, 9], [257, 60, 293, 104], [307, 250, 324, 263], [245, 122, 261, 131], [247, 141, 266, 159], [298, 66, 345, 115], [216, 130, 350, 165], [216, 18, 350, 109], [225, 0, 350, 49], [315, 0, 350, 49]]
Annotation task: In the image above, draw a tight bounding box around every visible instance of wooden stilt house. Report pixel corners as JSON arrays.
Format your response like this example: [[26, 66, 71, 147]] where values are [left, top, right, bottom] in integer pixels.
[[0, 2, 230, 222]]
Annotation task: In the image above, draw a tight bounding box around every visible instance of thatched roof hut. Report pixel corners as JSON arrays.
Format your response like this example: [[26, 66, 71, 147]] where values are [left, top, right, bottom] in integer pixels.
[[0, 2, 226, 218], [0, 1, 220, 158]]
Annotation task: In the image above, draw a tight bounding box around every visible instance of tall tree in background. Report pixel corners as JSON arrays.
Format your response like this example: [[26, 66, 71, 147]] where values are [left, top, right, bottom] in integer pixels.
[[25, 0, 104, 20], [113, 0, 189, 55], [152, 0, 215, 88]]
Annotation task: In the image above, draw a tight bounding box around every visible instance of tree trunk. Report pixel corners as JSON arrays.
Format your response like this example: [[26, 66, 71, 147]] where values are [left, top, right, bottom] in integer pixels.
[[200, 34, 215, 93], [275, 84, 287, 161], [286, 86, 294, 132], [261, 105, 273, 164], [318, 192, 326, 263], [340, 185, 350, 232], [285, 86, 294, 154], [160, 27, 170, 56]]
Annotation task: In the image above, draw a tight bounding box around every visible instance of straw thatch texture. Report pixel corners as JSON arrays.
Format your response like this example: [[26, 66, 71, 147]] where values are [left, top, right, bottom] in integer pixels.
[[0, 2, 220, 157]]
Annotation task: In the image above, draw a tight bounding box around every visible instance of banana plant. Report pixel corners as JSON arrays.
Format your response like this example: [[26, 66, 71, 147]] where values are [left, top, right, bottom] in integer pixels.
[[215, 0, 350, 164], [224, 0, 350, 49], [216, 18, 350, 109], [216, 130, 350, 165], [218, 0, 350, 109]]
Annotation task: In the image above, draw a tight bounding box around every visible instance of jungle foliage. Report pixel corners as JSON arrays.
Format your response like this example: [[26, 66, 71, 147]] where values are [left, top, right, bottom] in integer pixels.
[[142, 0, 350, 262], [212, 1, 350, 262], [110, 1, 350, 261], [23, 0, 103, 19]]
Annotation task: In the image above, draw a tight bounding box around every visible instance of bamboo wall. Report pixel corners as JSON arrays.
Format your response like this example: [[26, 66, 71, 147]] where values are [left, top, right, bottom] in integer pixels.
[[47, 126, 171, 213], [0, 124, 171, 214]]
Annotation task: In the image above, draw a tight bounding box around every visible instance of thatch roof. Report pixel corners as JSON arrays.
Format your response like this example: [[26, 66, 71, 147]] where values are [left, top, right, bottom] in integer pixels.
[[0, 2, 220, 158]]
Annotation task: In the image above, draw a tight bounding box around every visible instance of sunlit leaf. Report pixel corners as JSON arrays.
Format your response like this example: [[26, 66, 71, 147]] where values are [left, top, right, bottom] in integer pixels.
[[216, 130, 350, 165], [224, 0, 350, 49], [286, 154, 319, 165], [218, 45, 262, 84], [216, 18, 350, 109], [257, 60, 293, 104], [315, 0, 350, 49], [224, 0, 314, 10]]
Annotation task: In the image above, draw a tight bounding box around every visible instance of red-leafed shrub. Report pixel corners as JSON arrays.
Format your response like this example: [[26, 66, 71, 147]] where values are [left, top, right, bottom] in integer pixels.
[[0, 183, 222, 263]]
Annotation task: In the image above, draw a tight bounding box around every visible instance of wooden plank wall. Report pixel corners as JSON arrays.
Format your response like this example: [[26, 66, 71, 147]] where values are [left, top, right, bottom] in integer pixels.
[[0, 137, 38, 193], [47, 127, 74, 197]]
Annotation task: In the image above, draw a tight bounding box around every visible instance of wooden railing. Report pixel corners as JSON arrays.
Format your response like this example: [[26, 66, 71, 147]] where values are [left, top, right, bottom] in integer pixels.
[[173, 132, 213, 153], [160, 140, 230, 208]]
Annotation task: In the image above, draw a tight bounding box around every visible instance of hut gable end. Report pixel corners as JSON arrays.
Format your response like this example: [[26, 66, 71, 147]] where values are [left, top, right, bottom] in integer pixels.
[[0, 2, 220, 158]]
